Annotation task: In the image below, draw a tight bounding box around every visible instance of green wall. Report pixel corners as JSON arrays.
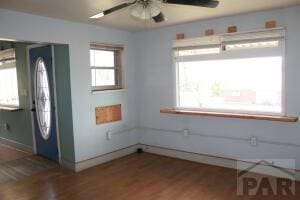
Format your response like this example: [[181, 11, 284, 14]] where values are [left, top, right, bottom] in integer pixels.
[[54, 44, 75, 162], [0, 42, 33, 147]]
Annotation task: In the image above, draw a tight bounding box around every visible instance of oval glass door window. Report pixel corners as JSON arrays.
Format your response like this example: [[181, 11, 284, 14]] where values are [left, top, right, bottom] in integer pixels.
[[35, 58, 51, 140]]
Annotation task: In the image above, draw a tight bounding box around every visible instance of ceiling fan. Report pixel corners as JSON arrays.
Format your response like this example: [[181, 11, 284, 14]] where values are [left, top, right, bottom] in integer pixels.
[[90, 0, 220, 23]]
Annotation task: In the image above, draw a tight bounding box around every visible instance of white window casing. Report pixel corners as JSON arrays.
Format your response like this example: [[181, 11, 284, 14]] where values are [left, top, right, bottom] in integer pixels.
[[173, 28, 286, 115], [90, 43, 124, 91]]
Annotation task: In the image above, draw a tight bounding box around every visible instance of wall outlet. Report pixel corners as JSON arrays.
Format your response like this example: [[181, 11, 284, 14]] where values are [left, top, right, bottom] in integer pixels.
[[3, 123, 9, 131], [183, 129, 189, 137], [250, 136, 257, 146], [106, 131, 113, 140]]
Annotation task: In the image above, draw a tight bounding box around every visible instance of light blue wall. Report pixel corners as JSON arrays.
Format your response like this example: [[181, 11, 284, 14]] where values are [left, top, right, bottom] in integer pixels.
[[0, 9, 139, 162], [134, 6, 300, 169], [1, 6, 299, 170]]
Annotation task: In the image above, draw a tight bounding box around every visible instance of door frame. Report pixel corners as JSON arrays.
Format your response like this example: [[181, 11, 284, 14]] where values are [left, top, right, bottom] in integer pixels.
[[27, 44, 62, 163]]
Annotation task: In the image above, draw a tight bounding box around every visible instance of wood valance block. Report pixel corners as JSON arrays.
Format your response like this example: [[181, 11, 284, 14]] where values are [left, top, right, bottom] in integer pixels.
[[205, 29, 215, 36], [227, 26, 237, 33], [176, 33, 185, 40], [265, 20, 277, 29]]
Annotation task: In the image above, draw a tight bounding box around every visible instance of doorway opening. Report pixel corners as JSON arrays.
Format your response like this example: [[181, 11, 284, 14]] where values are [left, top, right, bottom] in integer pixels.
[[0, 39, 72, 184]]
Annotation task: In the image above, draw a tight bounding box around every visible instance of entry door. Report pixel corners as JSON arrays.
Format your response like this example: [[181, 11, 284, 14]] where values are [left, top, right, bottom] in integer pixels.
[[29, 45, 58, 161]]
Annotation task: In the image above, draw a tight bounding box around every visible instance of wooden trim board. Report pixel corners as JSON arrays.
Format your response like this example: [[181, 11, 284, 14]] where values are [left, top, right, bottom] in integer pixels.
[[160, 108, 298, 122]]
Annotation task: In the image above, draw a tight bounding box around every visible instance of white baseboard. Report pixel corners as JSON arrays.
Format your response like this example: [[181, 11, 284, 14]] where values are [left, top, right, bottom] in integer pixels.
[[60, 158, 76, 171], [74, 144, 139, 172], [140, 144, 300, 181], [59, 143, 300, 181], [0, 137, 33, 154]]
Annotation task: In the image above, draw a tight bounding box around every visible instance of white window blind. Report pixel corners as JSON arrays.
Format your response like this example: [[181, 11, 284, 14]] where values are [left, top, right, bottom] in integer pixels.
[[173, 28, 285, 115], [0, 48, 19, 107]]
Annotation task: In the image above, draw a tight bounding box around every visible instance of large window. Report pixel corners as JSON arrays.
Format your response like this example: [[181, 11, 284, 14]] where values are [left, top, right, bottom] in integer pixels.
[[90, 43, 123, 91], [0, 49, 19, 107], [174, 29, 285, 115]]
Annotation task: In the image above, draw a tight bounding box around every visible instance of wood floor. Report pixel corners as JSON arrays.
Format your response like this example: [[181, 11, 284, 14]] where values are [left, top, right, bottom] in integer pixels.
[[0, 152, 298, 200], [0, 143, 29, 163], [0, 144, 57, 184]]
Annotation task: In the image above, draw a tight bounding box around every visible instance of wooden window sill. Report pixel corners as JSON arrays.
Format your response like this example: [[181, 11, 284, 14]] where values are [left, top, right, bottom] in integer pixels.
[[91, 88, 127, 95], [160, 108, 298, 122], [0, 106, 22, 112]]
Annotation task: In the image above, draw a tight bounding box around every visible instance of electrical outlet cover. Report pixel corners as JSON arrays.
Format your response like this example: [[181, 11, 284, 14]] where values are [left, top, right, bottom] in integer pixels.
[[183, 129, 189, 137], [250, 136, 257, 146], [3, 123, 9, 131], [106, 131, 112, 140]]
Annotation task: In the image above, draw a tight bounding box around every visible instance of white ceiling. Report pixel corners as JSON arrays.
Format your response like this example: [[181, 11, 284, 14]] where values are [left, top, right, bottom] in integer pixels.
[[1, 0, 300, 32]]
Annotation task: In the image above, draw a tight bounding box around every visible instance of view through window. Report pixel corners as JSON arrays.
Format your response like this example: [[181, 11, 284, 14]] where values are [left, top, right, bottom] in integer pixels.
[[177, 57, 282, 113], [90, 44, 123, 91], [0, 49, 19, 107]]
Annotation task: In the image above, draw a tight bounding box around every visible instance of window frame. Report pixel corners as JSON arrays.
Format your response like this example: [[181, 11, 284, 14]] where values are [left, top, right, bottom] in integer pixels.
[[173, 29, 286, 116], [90, 43, 123, 91], [0, 48, 20, 108]]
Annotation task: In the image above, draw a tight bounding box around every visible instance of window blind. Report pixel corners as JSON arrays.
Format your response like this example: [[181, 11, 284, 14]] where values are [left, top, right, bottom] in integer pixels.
[[90, 43, 124, 51], [173, 28, 285, 61], [0, 48, 16, 69], [173, 28, 285, 50]]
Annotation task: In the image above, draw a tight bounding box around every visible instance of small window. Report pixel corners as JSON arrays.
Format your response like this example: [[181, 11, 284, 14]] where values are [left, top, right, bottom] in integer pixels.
[[90, 43, 123, 91], [174, 29, 285, 115], [0, 49, 19, 107]]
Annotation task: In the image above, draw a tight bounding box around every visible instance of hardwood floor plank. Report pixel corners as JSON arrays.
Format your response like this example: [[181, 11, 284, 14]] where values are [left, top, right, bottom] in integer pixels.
[[0, 153, 298, 199], [0, 144, 57, 185], [0, 144, 30, 164]]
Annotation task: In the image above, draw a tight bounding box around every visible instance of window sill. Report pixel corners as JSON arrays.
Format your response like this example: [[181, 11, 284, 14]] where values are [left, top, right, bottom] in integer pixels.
[[0, 106, 22, 112], [91, 88, 127, 95], [160, 108, 298, 123]]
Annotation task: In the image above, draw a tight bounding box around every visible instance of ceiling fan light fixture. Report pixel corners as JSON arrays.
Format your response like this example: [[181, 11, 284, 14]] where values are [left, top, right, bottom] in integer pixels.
[[148, 2, 161, 17], [130, 1, 161, 20], [89, 0, 219, 24], [130, 3, 149, 19]]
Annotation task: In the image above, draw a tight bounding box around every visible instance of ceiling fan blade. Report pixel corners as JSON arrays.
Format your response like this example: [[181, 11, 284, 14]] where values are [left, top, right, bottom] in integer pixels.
[[103, 3, 134, 15], [152, 12, 165, 23], [163, 0, 219, 8], [90, 1, 136, 18]]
